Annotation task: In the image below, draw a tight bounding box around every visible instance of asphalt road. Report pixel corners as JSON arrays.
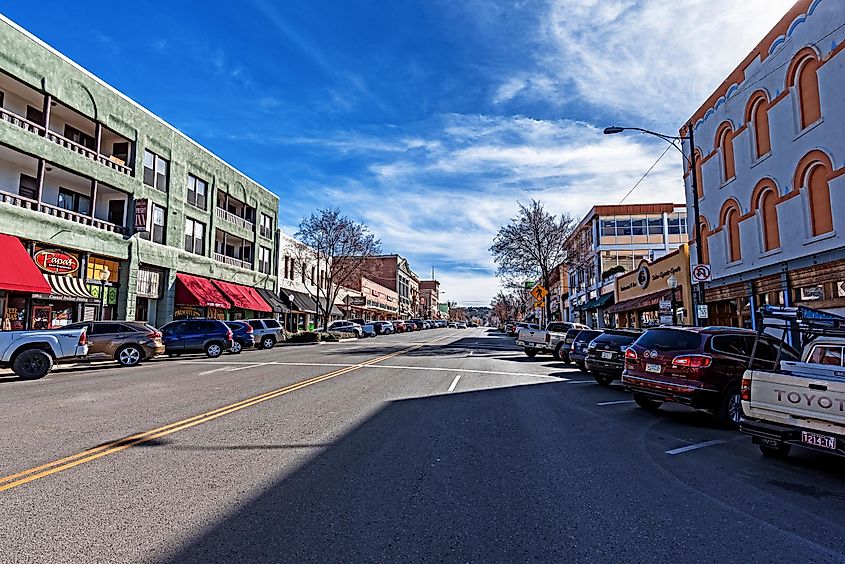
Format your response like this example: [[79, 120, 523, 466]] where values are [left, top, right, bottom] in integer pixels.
[[0, 328, 844, 563]]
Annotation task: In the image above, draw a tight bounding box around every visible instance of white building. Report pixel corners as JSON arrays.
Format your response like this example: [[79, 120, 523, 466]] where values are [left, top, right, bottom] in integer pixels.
[[683, 0, 845, 326], [276, 231, 340, 331]]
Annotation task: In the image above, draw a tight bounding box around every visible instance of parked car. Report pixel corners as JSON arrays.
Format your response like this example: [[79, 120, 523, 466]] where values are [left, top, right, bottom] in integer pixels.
[[160, 319, 234, 358], [559, 328, 586, 364], [448, 322, 458, 328], [244, 318, 284, 349], [361, 323, 377, 337], [584, 330, 641, 386], [467, 321, 478, 328], [740, 306, 845, 459], [65, 321, 164, 367], [328, 320, 363, 338], [516, 321, 588, 359], [569, 330, 603, 372], [372, 321, 395, 335], [225, 321, 255, 353], [393, 320, 407, 333], [456, 322, 468, 329], [622, 326, 798, 426], [0, 327, 88, 379]]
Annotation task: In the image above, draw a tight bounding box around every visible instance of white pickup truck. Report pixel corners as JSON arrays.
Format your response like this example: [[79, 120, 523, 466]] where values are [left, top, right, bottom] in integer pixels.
[[516, 322, 587, 359], [0, 328, 89, 380], [739, 306, 845, 459]]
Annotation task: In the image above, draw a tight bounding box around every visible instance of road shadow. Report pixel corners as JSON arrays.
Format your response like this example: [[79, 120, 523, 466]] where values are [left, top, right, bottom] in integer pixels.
[[157, 381, 845, 563], [324, 335, 520, 359]]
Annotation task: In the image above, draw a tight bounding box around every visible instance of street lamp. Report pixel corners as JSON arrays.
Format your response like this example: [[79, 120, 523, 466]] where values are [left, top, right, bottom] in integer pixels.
[[667, 274, 678, 326], [604, 123, 703, 326], [98, 266, 111, 321]]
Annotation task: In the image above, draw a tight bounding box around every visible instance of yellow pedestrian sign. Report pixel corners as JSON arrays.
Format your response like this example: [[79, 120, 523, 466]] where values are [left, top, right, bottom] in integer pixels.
[[530, 285, 548, 301], [533, 300, 544, 308]]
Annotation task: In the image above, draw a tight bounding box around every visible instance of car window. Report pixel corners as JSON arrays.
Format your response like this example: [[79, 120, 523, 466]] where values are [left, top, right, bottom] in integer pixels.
[[807, 345, 844, 366], [710, 335, 751, 357], [247, 320, 264, 329], [90, 323, 125, 335], [547, 323, 570, 332], [636, 329, 701, 351], [574, 330, 602, 343], [117, 323, 141, 333], [593, 333, 638, 346], [264, 320, 280, 329]]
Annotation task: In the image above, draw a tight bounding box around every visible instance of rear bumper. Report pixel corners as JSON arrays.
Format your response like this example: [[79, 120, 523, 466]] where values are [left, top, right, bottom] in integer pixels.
[[739, 417, 845, 457], [517, 341, 549, 351], [585, 357, 624, 376], [621, 373, 719, 409]]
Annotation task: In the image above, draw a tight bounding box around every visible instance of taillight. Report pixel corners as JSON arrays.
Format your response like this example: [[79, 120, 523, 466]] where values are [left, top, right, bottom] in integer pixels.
[[740, 375, 751, 401], [148, 331, 162, 339], [78, 331, 87, 346], [625, 348, 637, 362], [672, 354, 712, 368], [545, 333, 551, 343], [226, 329, 233, 340], [245, 325, 254, 333]]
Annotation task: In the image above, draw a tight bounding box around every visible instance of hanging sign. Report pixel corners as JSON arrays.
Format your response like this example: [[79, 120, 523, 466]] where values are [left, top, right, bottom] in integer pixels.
[[34, 250, 79, 275], [134, 198, 150, 232]]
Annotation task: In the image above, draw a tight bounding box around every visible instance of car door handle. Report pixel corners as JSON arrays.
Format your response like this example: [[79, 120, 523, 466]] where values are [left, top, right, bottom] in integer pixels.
[[809, 383, 827, 391]]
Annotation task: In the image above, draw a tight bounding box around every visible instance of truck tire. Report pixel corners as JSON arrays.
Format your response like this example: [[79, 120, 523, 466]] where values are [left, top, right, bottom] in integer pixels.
[[12, 349, 53, 380], [633, 392, 662, 411], [553, 344, 566, 361], [759, 442, 791, 459], [524, 348, 538, 358]]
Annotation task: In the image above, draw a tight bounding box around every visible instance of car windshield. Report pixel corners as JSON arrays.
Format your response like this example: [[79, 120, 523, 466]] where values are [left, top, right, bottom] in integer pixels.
[[635, 329, 702, 350], [593, 333, 639, 346], [574, 330, 602, 343]]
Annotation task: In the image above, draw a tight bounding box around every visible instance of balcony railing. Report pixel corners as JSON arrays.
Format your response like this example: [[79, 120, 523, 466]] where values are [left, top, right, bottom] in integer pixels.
[[215, 207, 255, 231], [0, 188, 127, 234], [214, 252, 252, 270], [0, 189, 38, 210], [0, 107, 45, 135]]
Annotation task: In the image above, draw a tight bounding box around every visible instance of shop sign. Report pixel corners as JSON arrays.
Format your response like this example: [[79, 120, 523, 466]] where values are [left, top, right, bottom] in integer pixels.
[[347, 296, 366, 306], [34, 250, 79, 275], [86, 284, 118, 305], [174, 306, 202, 319], [637, 265, 650, 289], [659, 314, 673, 325], [838, 281, 845, 298], [134, 198, 150, 232], [659, 299, 672, 313]]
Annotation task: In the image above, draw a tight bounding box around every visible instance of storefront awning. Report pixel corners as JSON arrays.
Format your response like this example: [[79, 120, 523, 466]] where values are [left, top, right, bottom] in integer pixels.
[[213, 280, 272, 313], [279, 289, 318, 314], [175, 273, 231, 309], [0, 234, 51, 293], [581, 292, 615, 311], [256, 287, 290, 314], [606, 289, 672, 314], [37, 274, 96, 302]]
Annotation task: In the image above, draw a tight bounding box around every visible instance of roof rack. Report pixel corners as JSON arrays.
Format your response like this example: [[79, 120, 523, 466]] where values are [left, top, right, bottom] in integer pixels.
[[748, 305, 845, 369]]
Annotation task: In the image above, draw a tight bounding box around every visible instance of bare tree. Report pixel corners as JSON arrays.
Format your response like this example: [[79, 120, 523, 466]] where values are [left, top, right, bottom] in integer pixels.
[[490, 200, 575, 325], [296, 208, 381, 331], [490, 290, 524, 323]]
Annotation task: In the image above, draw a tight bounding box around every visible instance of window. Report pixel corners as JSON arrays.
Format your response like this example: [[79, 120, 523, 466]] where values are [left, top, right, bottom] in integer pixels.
[[715, 123, 735, 183], [86, 256, 119, 282], [710, 335, 752, 357], [698, 217, 711, 265], [301, 262, 306, 283], [637, 329, 701, 351], [141, 204, 166, 244], [18, 173, 37, 200], [746, 92, 771, 158], [647, 218, 663, 235], [789, 51, 822, 130], [668, 215, 687, 235], [260, 213, 273, 238], [57, 187, 91, 215], [143, 149, 169, 192], [600, 220, 615, 237], [631, 218, 646, 236], [807, 164, 833, 236], [186, 175, 207, 210], [807, 345, 844, 366], [247, 320, 264, 329], [63, 124, 95, 150], [721, 200, 741, 263], [264, 320, 280, 329], [184, 218, 205, 255], [756, 187, 780, 251], [259, 246, 271, 274], [310, 266, 315, 282]]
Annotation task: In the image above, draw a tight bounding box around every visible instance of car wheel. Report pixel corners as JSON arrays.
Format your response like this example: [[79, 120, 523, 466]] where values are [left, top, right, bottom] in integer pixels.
[[577, 362, 588, 374], [524, 348, 538, 358], [229, 341, 243, 354], [116, 345, 143, 367], [633, 393, 662, 411], [205, 342, 223, 358], [12, 349, 53, 380], [719, 386, 743, 427], [759, 442, 791, 459], [593, 373, 614, 386], [261, 336, 275, 350]]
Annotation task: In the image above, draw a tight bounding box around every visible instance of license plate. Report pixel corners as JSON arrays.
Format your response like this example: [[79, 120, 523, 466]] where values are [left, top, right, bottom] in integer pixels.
[[646, 363, 662, 374], [801, 431, 836, 450], [601, 351, 614, 359]]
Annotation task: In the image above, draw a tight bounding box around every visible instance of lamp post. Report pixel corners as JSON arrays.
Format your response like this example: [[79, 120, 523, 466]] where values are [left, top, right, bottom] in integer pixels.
[[604, 124, 703, 326], [667, 274, 678, 326], [98, 266, 111, 321]]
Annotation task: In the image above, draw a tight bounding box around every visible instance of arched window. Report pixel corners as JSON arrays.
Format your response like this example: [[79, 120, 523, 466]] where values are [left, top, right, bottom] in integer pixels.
[[692, 149, 704, 198], [720, 200, 742, 263], [756, 187, 780, 251], [715, 122, 735, 183], [794, 151, 835, 237], [788, 50, 822, 130], [698, 216, 711, 265], [745, 91, 771, 158]]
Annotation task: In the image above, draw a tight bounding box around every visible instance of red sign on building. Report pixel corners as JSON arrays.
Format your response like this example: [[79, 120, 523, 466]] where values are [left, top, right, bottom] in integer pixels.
[[34, 250, 80, 275]]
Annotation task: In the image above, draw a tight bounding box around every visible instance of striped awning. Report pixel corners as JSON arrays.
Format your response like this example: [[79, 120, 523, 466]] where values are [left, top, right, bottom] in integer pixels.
[[34, 274, 97, 302]]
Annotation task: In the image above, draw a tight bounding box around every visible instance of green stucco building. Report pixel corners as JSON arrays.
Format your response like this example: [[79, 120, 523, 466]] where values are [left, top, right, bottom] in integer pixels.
[[0, 15, 281, 329]]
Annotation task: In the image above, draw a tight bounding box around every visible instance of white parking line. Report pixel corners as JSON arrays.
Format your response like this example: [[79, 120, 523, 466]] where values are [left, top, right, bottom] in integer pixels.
[[665, 440, 725, 455], [448, 375, 461, 392], [198, 367, 231, 376], [596, 400, 636, 406], [227, 362, 273, 372]]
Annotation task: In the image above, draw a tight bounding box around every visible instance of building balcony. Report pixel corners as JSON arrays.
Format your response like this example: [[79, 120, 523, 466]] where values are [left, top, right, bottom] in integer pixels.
[[0, 188, 127, 235], [213, 252, 252, 270], [215, 206, 255, 231]]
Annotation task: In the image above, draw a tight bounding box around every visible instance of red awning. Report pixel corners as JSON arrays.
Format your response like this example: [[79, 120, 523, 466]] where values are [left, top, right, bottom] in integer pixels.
[[0, 234, 51, 293], [213, 280, 272, 313], [175, 273, 231, 309]]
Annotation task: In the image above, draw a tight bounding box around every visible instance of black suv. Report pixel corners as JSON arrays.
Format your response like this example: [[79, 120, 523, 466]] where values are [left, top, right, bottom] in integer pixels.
[[569, 330, 603, 372], [584, 330, 642, 386], [160, 318, 234, 358]]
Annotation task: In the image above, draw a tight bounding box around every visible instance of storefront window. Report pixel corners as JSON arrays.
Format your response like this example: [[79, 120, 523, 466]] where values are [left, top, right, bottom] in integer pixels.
[[87, 257, 120, 282], [3, 295, 26, 330]]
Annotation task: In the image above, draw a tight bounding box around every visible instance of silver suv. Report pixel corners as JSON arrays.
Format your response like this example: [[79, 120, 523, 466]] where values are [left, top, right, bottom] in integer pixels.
[[245, 318, 284, 349]]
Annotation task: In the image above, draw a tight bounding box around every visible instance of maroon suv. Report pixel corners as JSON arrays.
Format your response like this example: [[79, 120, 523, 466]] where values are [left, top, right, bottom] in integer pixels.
[[622, 327, 797, 425]]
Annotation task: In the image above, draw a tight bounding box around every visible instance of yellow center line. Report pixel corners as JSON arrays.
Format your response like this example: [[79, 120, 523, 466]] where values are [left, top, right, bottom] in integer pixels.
[[0, 336, 450, 493]]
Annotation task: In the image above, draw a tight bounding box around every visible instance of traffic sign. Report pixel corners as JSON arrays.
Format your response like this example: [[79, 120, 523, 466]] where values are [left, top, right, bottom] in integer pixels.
[[697, 304, 709, 319], [692, 264, 712, 282], [659, 299, 672, 313], [533, 300, 544, 308], [530, 285, 548, 301]]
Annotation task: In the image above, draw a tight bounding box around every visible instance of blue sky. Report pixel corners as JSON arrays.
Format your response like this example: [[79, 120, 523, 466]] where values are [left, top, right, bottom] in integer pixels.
[[0, 0, 794, 305]]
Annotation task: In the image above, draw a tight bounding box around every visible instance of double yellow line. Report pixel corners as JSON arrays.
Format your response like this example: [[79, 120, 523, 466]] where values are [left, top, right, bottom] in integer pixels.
[[0, 340, 440, 493]]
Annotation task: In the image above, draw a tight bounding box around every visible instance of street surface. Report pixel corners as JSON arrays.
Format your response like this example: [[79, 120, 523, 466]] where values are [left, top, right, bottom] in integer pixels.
[[0, 328, 844, 563]]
